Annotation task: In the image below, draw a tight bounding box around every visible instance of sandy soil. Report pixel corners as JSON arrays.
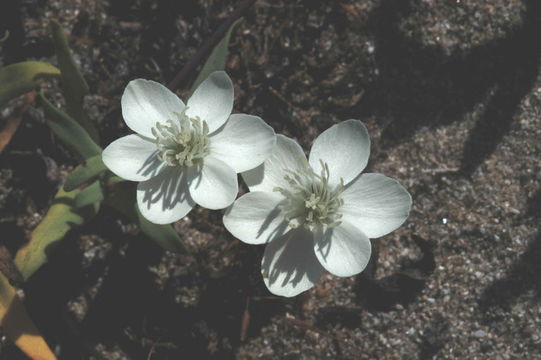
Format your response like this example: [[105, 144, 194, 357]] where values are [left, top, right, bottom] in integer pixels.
[[0, 0, 540, 359]]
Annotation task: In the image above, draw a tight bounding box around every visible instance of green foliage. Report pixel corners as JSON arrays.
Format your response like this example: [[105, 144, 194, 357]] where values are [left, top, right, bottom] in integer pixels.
[[0, 30, 9, 67], [50, 19, 99, 142], [14, 92, 103, 281], [0, 30, 9, 43], [64, 154, 108, 191], [0, 61, 60, 107], [190, 19, 242, 94], [39, 91, 102, 160], [74, 181, 104, 208], [137, 207, 188, 253], [13, 13, 247, 280], [0, 272, 57, 359], [15, 187, 99, 280]]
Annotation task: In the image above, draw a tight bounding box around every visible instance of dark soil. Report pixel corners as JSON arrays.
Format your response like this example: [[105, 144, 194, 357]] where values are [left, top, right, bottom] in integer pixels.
[[0, 0, 540, 359]]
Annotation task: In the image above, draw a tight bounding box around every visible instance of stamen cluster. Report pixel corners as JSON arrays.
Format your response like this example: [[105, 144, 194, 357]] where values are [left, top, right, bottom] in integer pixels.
[[151, 109, 210, 167], [274, 160, 344, 231]]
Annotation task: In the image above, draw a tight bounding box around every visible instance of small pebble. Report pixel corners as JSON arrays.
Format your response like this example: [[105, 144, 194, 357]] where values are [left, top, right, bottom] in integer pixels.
[[474, 330, 487, 338]]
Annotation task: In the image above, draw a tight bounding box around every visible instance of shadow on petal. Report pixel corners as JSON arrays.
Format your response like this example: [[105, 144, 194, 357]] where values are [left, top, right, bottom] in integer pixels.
[[138, 166, 192, 212], [188, 163, 203, 188], [313, 227, 334, 262], [262, 229, 324, 296], [223, 192, 289, 245], [256, 206, 289, 244], [136, 150, 165, 179]]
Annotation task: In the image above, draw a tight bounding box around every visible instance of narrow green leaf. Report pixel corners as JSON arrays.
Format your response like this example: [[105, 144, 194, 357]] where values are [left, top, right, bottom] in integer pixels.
[[0, 61, 60, 107], [74, 181, 103, 208], [50, 19, 99, 142], [106, 175, 126, 185], [39, 91, 102, 160], [14, 188, 98, 280], [104, 183, 187, 253], [190, 19, 242, 94], [0, 30, 9, 43], [64, 154, 107, 191], [0, 273, 57, 360], [136, 207, 188, 254]]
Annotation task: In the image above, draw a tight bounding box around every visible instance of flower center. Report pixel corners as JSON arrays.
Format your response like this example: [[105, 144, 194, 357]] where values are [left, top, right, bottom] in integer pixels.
[[151, 109, 210, 167], [274, 160, 344, 231]]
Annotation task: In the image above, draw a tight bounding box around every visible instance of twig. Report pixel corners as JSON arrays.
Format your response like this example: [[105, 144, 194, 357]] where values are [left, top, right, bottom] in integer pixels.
[[146, 344, 156, 360], [167, 0, 257, 91], [421, 166, 459, 174], [268, 86, 298, 111], [285, 313, 339, 342], [240, 296, 251, 341]]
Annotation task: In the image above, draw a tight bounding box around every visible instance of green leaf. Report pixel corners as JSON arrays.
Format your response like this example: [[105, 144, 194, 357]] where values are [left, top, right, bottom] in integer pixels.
[[50, 19, 99, 142], [74, 181, 103, 208], [135, 206, 188, 253], [106, 175, 126, 185], [0, 273, 57, 360], [39, 91, 102, 160], [104, 183, 187, 253], [13, 120, 103, 279], [0, 30, 9, 43], [190, 19, 242, 94], [0, 61, 60, 107], [14, 187, 98, 280], [64, 154, 108, 191]]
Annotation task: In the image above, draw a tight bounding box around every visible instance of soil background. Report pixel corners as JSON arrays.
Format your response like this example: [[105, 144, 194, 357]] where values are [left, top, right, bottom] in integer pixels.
[[0, 0, 540, 359]]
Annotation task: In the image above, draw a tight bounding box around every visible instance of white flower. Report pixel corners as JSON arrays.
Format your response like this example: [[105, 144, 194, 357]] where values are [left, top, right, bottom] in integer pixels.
[[102, 71, 276, 224], [223, 120, 412, 297]]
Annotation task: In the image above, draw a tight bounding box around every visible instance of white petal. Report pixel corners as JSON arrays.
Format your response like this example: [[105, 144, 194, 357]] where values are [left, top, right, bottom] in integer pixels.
[[313, 221, 371, 277], [186, 71, 233, 133], [210, 114, 276, 173], [309, 119, 370, 186], [102, 134, 164, 181], [223, 191, 288, 245], [187, 156, 238, 209], [340, 173, 412, 238], [137, 166, 195, 224], [242, 135, 307, 192], [262, 229, 325, 297], [121, 79, 185, 138]]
